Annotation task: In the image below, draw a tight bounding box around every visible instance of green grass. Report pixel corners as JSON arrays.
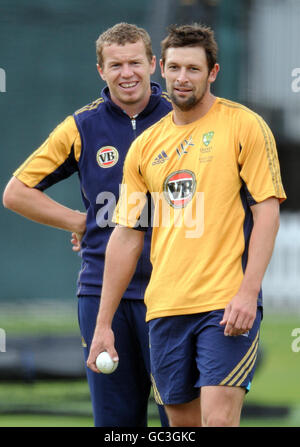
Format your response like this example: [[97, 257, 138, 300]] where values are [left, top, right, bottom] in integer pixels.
[[0, 415, 94, 427], [0, 301, 299, 427], [243, 314, 300, 406], [0, 300, 79, 335], [0, 380, 163, 427], [0, 300, 164, 427], [240, 313, 300, 427]]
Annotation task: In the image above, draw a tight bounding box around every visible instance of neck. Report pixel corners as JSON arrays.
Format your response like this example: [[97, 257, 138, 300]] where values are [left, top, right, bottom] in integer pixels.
[[121, 100, 149, 117], [111, 87, 152, 118], [172, 92, 216, 126]]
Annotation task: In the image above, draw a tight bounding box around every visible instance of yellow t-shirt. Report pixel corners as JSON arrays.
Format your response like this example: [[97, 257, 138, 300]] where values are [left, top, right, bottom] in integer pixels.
[[114, 98, 286, 321]]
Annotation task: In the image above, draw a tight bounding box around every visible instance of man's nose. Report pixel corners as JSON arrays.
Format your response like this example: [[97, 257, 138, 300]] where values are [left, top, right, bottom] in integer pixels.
[[120, 64, 134, 78], [176, 67, 188, 83]]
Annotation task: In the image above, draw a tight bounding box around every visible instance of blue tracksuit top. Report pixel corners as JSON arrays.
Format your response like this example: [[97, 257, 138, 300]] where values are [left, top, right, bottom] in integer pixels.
[[72, 82, 171, 298]]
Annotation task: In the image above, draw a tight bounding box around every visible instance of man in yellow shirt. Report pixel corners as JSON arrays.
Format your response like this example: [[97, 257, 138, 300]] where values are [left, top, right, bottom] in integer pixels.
[[87, 24, 286, 426]]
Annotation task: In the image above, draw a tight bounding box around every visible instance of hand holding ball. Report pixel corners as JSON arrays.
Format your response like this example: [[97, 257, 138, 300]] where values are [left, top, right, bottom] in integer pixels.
[[96, 351, 119, 374]]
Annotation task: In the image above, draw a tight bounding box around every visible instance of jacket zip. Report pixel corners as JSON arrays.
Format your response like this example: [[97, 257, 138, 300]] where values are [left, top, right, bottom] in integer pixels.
[[131, 114, 138, 137]]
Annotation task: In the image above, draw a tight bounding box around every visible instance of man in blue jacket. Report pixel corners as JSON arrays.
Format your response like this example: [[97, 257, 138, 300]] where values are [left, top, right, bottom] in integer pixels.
[[3, 22, 171, 427]]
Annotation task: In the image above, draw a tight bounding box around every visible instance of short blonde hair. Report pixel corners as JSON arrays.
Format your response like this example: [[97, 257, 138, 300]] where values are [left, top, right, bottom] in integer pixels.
[[96, 23, 153, 67]]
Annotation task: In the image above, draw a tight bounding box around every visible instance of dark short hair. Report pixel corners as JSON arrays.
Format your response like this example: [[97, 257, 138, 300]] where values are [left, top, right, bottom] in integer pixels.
[[161, 23, 218, 72], [96, 22, 153, 67]]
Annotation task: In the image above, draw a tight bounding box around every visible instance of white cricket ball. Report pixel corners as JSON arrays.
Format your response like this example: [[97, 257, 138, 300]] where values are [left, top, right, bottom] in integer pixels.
[[96, 351, 118, 374]]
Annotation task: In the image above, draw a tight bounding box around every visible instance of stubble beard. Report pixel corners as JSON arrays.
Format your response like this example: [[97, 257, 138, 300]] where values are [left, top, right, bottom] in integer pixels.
[[170, 91, 200, 111], [169, 81, 208, 112]]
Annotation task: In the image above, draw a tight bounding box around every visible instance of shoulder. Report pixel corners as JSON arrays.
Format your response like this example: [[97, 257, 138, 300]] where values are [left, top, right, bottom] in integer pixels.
[[138, 112, 172, 144], [216, 97, 263, 125], [48, 115, 79, 142], [156, 90, 172, 115], [160, 90, 172, 106], [73, 97, 106, 122], [217, 99, 276, 154], [150, 82, 171, 103]]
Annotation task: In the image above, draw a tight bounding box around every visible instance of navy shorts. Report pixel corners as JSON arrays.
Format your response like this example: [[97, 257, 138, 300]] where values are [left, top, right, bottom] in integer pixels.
[[78, 296, 168, 427], [148, 308, 262, 405]]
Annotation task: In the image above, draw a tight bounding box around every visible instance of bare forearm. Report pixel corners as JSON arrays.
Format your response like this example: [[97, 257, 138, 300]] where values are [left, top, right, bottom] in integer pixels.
[[221, 197, 280, 336], [96, 227, 144, 328], [87, 226, 145, 372], [240, 198, 280, 295], [3, 177, 86, 234]]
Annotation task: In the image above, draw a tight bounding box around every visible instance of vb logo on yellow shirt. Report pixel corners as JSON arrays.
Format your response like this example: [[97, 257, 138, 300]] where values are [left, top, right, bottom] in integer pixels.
[[163, 170, 196, 208]]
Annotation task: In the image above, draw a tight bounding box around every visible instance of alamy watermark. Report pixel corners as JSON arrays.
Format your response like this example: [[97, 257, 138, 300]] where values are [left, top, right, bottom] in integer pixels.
[[291, 68, 300, 93], [95, 185, 205, 239], [291, 328, 300, 352], [0, 68, 6, 92], [0, 328, 6, 352]]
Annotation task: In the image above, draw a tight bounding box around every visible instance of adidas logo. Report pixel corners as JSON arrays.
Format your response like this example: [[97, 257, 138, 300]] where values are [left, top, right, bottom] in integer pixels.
[[152, 150, 169, 165]]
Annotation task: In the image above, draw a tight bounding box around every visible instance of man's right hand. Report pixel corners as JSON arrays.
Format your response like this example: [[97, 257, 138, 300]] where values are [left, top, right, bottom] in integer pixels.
[[87, 327, 119, 374], [71, 232, 82, 252], [71, 210, 86, 251]]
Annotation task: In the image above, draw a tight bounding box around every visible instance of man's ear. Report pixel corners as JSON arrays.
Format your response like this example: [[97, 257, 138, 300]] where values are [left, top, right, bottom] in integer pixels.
[[150, 55, 156, 76], [96, 63, 106, 81], [159, 59, 166, 78], [208, 63, 220, 84]]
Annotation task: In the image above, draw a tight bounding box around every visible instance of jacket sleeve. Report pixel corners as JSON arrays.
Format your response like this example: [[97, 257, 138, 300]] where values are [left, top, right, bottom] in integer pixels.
[[13, 115, 81, 191]]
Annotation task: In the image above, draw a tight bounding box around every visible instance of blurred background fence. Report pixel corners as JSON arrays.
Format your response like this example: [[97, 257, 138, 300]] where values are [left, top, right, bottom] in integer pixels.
[[0, 0, 299, 427], [263, 212, 300, 313]]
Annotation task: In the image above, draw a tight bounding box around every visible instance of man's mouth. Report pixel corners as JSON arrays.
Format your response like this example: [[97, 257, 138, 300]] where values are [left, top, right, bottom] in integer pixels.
[[174, 86, 192, 94], [120, 81, 139, 89]]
